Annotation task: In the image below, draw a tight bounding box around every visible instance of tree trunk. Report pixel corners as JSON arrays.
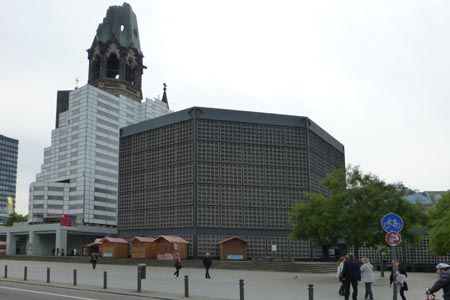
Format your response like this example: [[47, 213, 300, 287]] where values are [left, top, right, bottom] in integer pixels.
[[354, 244, 360, 260]]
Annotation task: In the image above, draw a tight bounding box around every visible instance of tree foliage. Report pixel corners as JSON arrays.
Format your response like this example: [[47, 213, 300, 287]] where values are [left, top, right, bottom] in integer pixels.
[[428, 192, 450, 255], [3, 212, 28, 226], [289, 166, 429, 258]]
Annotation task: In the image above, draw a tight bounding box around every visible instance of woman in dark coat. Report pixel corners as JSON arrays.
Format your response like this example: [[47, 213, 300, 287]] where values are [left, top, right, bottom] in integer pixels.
[[389, 259, 408, 300], [90, 252, 98, 269], [173, 254, 182, 277], [203, 252, 212, 279]]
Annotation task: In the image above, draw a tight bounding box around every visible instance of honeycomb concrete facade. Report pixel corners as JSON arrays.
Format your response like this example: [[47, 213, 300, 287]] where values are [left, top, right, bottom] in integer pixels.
[[118, 107, 345, 258]]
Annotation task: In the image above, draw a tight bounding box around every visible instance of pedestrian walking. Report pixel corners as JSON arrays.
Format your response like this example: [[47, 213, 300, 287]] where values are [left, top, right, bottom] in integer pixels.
[[389, 259, 408, 300], [203, 252, 212, 279], [90, 252, 98, 269], [426, 263, 450, 300], [337, 256, 346, 296], [342, 253, 361, 300], [360, 257, 375, 300], [173, 254, 182, 277]]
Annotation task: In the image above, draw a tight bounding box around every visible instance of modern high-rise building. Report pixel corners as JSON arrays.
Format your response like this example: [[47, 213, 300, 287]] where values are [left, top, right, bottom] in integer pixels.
[[1, 3, 171, 255], [28, 85, 170, 226], [118, 107, 346, 258], [0, 135, 19, 224], [28, 3, 171, 227]]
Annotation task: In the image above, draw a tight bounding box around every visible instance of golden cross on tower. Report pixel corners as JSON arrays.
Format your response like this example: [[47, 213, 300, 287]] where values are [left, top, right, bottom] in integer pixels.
[[75, 77, 80, 89]]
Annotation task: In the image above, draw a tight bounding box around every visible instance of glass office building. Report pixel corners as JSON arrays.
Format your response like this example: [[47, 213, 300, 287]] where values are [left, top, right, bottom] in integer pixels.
[[0, 135, 18, 224]]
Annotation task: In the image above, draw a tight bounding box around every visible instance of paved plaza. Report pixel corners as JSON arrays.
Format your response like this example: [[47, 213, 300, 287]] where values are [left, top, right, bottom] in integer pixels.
[[0, 259, 441, 300]]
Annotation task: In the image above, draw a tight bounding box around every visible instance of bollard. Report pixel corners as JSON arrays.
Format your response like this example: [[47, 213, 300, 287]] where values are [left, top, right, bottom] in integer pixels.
[[103, 271, 107, 289], [137, 267, 142, 292], [4, 265, 7, 278], [239, 279, 244, 300], [137, 264, 146, 279], [184, 275, 189, 297], [308, 283, 314, 300], [73, 269, 77, 286], [47, 267, 50, 283], [24, 266, 27, 281]]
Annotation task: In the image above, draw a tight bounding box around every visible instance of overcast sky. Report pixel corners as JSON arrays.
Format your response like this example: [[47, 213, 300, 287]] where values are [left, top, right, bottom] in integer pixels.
[[1, 0, 449, 215]]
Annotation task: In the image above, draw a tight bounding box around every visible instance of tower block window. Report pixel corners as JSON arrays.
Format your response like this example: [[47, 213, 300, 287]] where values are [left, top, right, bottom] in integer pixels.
[[107, 54, 120, 79]]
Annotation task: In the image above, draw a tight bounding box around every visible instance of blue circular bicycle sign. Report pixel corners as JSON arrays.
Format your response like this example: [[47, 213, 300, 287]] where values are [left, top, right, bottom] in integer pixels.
[[381, 213, 403, 233]]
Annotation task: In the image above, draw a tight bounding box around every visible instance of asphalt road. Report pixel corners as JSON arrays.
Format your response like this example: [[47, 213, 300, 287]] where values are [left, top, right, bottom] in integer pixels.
[[0, 281, 167, 300]]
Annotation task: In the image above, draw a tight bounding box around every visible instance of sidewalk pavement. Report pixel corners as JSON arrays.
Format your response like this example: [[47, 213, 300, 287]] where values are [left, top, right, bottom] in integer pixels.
[[0, 259, 440, 300]]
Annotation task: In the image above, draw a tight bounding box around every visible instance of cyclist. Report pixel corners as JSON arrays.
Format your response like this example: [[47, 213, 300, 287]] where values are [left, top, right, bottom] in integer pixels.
[[427, 263, 450, 300]]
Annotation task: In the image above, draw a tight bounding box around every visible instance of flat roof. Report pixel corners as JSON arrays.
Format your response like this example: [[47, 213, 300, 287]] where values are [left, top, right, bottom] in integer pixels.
[[120, 106, 344, 153]]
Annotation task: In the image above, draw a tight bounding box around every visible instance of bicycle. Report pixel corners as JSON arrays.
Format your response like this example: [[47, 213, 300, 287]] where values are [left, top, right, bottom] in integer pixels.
[[384, 218, 401, 230], [426, 290, 438, 300]]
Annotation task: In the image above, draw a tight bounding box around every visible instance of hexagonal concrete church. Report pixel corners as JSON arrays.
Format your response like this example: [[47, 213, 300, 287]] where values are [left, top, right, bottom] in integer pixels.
[[118, 107, 345, 259]]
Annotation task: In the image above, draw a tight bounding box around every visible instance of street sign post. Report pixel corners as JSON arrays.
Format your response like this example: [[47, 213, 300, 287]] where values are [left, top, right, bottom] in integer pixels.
[[381, 213, 404, 300]]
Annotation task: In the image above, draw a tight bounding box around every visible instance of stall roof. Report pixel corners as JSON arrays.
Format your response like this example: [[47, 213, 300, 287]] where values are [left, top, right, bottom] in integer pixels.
[[131, 236, 155, 243], [102, 237, 128, 244], [218, 236, 247, 245], [155, 235, 188, 244], [84, 238, 103, 247]]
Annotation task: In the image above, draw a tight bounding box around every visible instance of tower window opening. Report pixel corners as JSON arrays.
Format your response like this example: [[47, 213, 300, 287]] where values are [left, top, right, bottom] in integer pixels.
[[93, 60, 101, 80], [106, 54, 120, 79], [121, 24, 125, 32], [125, 63, 135, 84]]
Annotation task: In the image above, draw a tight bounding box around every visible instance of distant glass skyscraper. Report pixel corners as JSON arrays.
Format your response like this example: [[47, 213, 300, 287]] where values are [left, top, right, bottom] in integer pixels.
[[0, 135, 18, 224]]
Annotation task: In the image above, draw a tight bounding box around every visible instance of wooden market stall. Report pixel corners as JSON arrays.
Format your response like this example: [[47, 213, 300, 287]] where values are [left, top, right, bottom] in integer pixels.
[[154, 235, 189, 259], [82, 238, 103, 256], [130, 237, 157, 259], [219, 237, 248, 260], [101, 237, 129, 258]]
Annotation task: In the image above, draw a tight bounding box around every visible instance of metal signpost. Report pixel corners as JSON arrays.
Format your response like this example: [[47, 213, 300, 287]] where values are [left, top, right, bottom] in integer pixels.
[[381, 213, 403, 300]]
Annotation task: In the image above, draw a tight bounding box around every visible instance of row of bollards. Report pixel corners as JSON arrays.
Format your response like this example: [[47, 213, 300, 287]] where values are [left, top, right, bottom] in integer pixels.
[[2, 264, 315, 299], [3, 265, 106, 288]]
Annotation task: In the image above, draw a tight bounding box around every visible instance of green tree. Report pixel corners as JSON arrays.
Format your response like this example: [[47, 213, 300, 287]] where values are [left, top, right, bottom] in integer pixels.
[[428, 192, 450, 255], [289, 166, 428, 259], [3, 212, 28, 226]]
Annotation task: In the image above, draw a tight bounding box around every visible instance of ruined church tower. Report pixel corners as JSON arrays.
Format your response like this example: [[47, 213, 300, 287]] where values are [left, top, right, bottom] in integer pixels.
[[87, 3, 145, 101]]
